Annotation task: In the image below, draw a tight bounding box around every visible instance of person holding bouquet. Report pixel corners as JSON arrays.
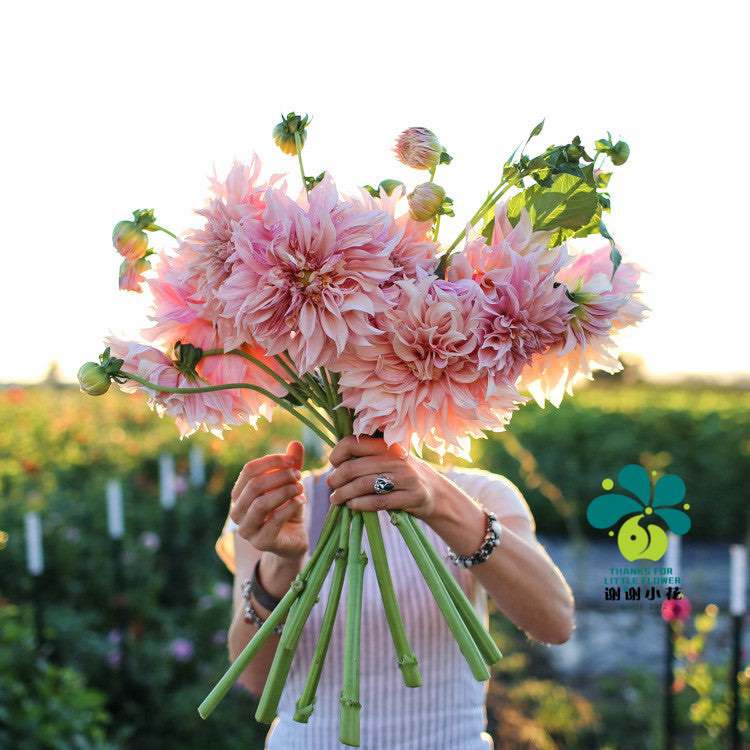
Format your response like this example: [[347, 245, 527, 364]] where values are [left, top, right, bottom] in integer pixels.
[[80, 114, 642, 746], [216, 437, 575, 749]]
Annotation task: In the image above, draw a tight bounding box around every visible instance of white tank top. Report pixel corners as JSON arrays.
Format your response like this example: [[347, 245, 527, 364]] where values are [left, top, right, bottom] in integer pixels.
[[216, 466, 534, 750]]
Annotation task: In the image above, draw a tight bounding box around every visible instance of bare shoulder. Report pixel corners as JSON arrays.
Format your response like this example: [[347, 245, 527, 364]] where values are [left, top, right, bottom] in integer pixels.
[[443, 465, 537, 536]]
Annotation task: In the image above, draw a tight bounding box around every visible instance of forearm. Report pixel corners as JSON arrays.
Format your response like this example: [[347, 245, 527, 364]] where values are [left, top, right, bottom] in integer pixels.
[[426, 483, 575, 645], [228, 552, 303, 696]]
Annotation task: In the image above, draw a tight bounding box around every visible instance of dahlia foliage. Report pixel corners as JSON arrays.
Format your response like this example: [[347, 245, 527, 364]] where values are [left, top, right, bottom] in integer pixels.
[[79, 115, 644, 746]]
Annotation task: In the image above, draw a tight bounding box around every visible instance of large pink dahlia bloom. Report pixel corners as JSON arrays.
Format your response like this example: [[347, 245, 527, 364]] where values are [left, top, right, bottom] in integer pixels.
[[142, 252, 283, 424], [519, 247, 647, 406], [179, 156, 281, 346], [335, 273, 523, 459], [476, 245, 574, 381], [447, 202, 557, 297], [106, 337, 242, 437], [219, 176, 395, 373]]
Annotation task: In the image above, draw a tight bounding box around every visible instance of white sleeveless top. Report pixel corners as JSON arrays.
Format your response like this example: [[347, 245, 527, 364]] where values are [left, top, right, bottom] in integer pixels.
[[216, 466, 534, 750]]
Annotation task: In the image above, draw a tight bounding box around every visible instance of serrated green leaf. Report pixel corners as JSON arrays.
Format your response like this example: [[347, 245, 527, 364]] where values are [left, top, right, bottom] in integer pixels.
[[507, 173, 599, 234]]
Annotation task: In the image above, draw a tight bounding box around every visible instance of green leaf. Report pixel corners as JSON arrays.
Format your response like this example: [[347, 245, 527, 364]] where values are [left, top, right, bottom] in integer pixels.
[[507, 172, 599, 234], [529, 118, 545, 139], [611, 140, 630, 165], [596, 171, 612, 189], [599, 221, 622, 277]]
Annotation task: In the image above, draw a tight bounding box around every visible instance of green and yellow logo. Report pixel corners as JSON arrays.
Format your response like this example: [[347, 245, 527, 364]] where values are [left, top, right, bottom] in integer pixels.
[[586, 464, 691, 561]]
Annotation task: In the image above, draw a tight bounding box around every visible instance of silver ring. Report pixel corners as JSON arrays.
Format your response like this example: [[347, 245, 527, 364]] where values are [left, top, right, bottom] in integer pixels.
[[373, 474, 395, 495]]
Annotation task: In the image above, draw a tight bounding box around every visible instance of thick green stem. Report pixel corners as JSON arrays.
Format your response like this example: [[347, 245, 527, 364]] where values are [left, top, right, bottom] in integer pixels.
[[388, 511, 489, 682], [120, 371, 337, 447], [294, 508, 352, 723], [197, 574, 302, 719], [197, 505, 341, 720], [362, 512, 421, 687], [217, 349, 337, 435], [255, 528, 340, 723], [405, 514, 502, 665], [340, 512, 367, 747]]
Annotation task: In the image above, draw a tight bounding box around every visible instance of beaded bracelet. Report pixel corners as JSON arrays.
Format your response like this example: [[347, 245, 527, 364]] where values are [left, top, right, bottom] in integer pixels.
[[241, 574, 284, 635], [242, 599, 284, 636], [446, 509, 503, 568]]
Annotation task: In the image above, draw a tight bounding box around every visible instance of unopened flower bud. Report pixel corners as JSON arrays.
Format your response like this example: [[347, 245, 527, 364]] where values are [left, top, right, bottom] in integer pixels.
[[395, 127, 451, 171], [112, 220, 149, 260], [273, 112, 310, 155], [407, 183, 446, 221], [78, 362, 111, 396]]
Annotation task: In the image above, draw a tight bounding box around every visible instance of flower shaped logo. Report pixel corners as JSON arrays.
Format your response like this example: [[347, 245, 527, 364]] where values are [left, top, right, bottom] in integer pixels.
[[586, 464, 691, 561]]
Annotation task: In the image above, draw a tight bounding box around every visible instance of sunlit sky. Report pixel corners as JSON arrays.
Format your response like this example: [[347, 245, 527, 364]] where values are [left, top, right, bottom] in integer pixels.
[[2, 2, 747, 383]]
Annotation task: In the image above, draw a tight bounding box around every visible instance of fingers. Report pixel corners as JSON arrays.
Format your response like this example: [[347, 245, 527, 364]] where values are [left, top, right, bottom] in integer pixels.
[[330, 472, 409, 506], [237, 482, 304, 541], [343, 491, 417, 513], [327, 456, 406, 490], [329, 435, 407, 466], [230, 466, 303, 523], [286, 440, 304, 470], [231, 453, 297, 502], [251, 496, 305, 550]]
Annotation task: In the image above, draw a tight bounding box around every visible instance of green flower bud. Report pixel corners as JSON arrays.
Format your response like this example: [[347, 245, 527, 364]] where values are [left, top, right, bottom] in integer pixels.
[[610, 140, 630, 165], [112, 220, 149, 260], [407, 183, 446, 221], [273, 112, 310, 155], [77, 362, 111, 396]]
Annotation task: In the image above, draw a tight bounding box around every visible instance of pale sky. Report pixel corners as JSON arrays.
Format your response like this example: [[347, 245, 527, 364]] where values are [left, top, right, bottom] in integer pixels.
[[2, 1, 747, 383]]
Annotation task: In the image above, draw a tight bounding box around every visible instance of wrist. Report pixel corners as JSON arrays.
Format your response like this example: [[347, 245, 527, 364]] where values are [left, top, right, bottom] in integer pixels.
[[426, 481, 487, 556], [258, 552, 303, 601]]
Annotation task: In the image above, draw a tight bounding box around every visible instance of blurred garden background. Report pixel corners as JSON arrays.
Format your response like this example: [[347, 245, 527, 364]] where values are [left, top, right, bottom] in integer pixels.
[[2, 362, 749, 749], [3, 2, 749, 748]]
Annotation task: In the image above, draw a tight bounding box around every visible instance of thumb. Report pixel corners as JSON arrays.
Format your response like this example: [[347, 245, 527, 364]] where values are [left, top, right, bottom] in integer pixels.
[[286, 440, 304, 470]]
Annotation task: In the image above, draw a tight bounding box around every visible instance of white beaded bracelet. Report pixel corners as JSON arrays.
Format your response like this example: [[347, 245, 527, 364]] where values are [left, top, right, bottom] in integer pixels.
[[446, 510, 503, 568]]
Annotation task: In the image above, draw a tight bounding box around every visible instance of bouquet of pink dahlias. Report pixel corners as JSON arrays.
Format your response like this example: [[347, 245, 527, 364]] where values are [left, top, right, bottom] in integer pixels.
[[79, 114, 644, 746]]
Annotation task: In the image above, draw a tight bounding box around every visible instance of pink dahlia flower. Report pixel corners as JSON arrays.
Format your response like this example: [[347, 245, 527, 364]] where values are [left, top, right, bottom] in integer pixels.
[[142, 253, 284, 424], [335, 273, 523, 459], [106, 336, 239, 437], [519, 248, 647, 407], [447, 202, 556, 297], [179, 156, 281, 345], [219, 175, 395, 373], [355, 184, 439, 279], [106, 335, 278, 436], [476, 245, 573, 381], [561, 245, 648, 329]]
